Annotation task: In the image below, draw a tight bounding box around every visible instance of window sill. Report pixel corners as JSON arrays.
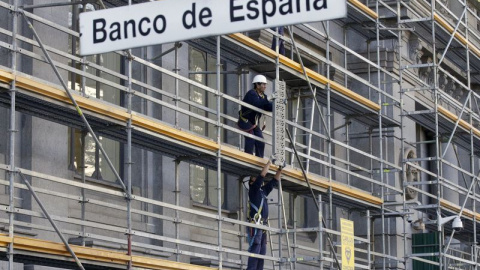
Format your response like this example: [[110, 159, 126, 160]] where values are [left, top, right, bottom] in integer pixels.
[[73, 173, 126, 192]]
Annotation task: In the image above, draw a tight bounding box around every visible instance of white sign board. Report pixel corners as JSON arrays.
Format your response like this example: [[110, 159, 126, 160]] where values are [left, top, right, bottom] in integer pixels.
[[79, 0, 347, 55]]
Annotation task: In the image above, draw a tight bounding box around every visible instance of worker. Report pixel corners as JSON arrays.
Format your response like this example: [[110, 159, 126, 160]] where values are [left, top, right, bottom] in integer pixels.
[[246, 160, 282, 270], [237, 75, 273, 158], [271, 26, 285, 55]]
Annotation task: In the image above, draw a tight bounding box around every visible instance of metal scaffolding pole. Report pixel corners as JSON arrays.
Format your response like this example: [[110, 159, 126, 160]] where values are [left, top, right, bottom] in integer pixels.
[[318, 194, 323, 270], [237, 70, 243, 150], [367, 210, 372, 269], [80, 131, 87, 247], [375, 1, 387, 269], [324, 19, 334, 269], [79, 3, 87, 249], [8, 1, 18, 269], [465, 3, 477, 268], [239, 177, 245, 270], [125, 2, 133, 268], [174, 160, 180, 261], [292, 202, 297, 270], [278, 178, 293, 270], [216, 35, 223, 270], [397, 0, 408, 268], [428, 1, 445, 269], [175, 42, 180, 128]]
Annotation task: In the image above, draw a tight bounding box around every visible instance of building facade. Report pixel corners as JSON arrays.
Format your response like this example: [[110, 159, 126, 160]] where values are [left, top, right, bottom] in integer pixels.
[[0, 0, 479, 269]]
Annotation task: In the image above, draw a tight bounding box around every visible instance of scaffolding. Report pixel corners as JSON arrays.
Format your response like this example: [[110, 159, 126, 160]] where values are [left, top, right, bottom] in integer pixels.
[[1, 0, 480, 269]]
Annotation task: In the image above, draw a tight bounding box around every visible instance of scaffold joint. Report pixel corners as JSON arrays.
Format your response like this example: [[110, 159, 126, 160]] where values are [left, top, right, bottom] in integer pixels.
[[78, 197, 89, 204]]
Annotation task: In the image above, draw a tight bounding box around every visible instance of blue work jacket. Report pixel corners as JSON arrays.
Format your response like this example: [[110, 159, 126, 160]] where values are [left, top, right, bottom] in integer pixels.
[[241, 89, 273, 124], [248, 175, 277, 221]]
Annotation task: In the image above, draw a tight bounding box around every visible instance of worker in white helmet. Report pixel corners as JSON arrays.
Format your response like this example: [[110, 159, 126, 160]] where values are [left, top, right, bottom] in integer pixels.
[[237, 75, 273, 158]]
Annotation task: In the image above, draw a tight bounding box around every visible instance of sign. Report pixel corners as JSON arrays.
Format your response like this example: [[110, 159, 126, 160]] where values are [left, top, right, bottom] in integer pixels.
[[341, 218, 354, 270], [79, 0, 347, 55]]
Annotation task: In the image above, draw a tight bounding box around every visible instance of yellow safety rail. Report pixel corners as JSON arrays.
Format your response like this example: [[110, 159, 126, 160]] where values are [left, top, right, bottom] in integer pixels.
[[0, 69, 383, 206], [348, 0, 379, 20], [434, 13, 480, 59], [437, 106, 480, 137], [0, 235, 214, 270], [440, 199, 480, 221]]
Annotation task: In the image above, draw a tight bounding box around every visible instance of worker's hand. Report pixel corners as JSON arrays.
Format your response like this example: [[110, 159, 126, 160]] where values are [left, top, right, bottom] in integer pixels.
[[261, 159, 272, 177]]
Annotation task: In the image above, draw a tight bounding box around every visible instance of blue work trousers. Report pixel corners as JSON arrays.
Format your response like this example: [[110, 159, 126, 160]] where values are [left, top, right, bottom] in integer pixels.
[[247, 229, 267, 270], [244, 126, 265, 158]]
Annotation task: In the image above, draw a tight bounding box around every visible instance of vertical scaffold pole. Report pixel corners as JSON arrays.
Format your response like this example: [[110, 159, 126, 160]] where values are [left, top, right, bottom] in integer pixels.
[[175, 42, 179, 127], [293, 201, 297, 270], [79, 3, 88, 249], [428, 1, 443, 268], [397, 0, 408, 268], [238, 71, 242, 150], [464, 5, 476, 268], [216, 35, 223, 270], [8, 1, 18, 269], [81, 131, 87, 247], [318, 195, 323, 270], [375, 1, 386, 269], [239, 177, 245, 269], [325, 20, 334, 270], [126, 2, 133, 269], [367, 210, 371, 269], [175, 160, 180, 261]]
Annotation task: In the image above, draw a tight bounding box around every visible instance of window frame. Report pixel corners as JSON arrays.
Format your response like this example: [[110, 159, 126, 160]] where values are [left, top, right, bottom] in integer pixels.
[[188, 46, 229, 209]]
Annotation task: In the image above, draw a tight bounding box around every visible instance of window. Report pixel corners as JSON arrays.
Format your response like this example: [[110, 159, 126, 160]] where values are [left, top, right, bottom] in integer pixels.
[[68, 51, 123, 182], [283, 191, 306, 228], [70, 129, 121, 182], [188, 47, 227, 208], [190, 165, 225, 208]]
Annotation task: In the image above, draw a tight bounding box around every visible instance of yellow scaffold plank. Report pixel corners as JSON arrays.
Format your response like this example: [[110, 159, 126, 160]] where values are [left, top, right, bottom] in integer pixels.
[[218, 147, 381, 204], [132, 113, 220, 152], [0, 235, 12, 247], [13, 75, 132, 123], [0, 69, 382, 206], [348, 0, 379, 20], [0, 235, 215, 269], [434, 13, 480, 59], [228, 33, 381, 112], [440, 199, 480, 221], [0, 69, 14, 84], [13, 236, 130, 265], [282, 167, 383, 205], [132, 255, 214, 270], [437, 106, 480, 137]]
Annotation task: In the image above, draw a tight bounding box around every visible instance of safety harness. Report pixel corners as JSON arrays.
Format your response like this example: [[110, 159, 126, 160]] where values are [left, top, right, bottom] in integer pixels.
[[247, 191, 266, 250], [238, 109, 266, 132], [238, 109, 257, 132]]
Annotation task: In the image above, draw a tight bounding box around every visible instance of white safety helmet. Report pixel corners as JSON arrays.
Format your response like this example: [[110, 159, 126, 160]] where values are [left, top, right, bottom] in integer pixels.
[[252, 75, 267, 84]]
